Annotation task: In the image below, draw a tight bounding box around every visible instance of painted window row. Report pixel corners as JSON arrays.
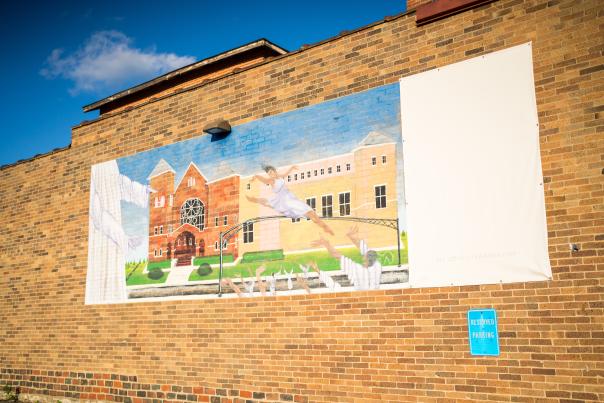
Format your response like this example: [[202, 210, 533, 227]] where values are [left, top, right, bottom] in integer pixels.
[[286, 162, 353, 183]]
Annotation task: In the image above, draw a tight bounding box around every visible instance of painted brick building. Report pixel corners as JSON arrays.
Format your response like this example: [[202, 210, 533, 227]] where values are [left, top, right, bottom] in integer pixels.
[[148, 159, 240, 264], [1, 1, 602, 402]]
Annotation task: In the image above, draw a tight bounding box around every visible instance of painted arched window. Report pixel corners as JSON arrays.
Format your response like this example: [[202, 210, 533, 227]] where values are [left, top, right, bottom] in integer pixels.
[[180, 198, 205, 230]]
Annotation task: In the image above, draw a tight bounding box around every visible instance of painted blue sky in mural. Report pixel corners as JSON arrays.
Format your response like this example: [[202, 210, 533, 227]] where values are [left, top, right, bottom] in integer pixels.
[[117, 83, 401, 183], [119, 83, 405, 261]]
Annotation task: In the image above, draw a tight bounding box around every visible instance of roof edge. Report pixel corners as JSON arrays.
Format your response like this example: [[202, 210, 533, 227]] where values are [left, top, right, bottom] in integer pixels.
[[82, 38, 288, 113], [0, 144, 72, 171]]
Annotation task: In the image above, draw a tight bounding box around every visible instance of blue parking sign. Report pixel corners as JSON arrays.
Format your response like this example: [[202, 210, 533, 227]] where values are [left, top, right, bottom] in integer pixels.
[[467, 309, 500, 356]]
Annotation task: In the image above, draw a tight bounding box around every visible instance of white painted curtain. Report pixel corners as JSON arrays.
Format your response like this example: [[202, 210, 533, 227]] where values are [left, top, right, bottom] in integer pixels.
[[86, 160, 148, 304]]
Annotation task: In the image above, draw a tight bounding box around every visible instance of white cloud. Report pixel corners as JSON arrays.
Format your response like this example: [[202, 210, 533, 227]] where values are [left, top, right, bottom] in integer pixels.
[[41, 30, 196, 95]]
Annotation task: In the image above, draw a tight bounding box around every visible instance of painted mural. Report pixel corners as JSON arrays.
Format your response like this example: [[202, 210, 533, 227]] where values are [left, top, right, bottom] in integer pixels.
[[85, 83, 409, 304]]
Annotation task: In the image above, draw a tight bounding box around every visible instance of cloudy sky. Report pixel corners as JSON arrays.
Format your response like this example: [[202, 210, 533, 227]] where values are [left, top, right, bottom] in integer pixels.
[[0, 0, 406, 167]]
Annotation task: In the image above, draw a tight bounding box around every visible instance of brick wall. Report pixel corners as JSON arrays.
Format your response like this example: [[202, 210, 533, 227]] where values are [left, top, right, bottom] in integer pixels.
[[1, 1, 602, 402], [406, 0, 431, 10]]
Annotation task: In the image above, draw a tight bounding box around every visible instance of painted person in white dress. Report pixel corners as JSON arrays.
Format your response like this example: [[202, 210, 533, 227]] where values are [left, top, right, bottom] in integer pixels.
[[245, 164, 334, 235], [311, 225, 382, 291]]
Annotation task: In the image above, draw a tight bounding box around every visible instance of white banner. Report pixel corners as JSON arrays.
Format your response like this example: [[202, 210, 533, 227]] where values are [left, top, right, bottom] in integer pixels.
[[400, 43, 552, 288]]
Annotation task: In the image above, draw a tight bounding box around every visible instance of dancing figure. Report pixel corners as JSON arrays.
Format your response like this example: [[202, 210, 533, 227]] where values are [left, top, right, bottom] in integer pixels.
[[246, 164, 334, 235]]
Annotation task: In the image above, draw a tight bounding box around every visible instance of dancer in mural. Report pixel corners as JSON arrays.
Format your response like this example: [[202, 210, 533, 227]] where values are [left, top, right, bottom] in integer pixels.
[[311, 225, 382, 290], [246, 164, 334, 235]]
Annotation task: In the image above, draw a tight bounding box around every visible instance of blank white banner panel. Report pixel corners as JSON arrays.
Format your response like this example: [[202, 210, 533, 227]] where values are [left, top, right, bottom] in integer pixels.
[[400, 43, 551, 288]]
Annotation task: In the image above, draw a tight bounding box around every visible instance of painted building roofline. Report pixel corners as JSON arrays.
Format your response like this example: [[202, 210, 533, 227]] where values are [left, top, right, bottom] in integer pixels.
[[171, 131, 397, 184], [174, 161, 209, 191], [82, 38, 288, 113], [148, 158, 176, 180]]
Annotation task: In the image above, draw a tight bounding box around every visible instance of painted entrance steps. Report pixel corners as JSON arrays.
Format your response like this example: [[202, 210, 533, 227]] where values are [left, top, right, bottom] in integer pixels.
[[165, 265, 195, 286]]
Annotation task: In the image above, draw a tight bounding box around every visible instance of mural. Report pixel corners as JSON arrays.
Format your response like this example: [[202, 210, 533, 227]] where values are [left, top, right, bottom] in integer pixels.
[[85, 83, 409, 304]]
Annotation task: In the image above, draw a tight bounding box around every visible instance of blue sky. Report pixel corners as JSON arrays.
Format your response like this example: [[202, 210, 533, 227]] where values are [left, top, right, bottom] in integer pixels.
[[0, 1, 406, 167], [118, 84, 406, 261]]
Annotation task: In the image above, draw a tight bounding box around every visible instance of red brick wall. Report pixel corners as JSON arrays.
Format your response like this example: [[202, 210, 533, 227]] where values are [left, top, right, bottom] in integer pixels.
[[1, 1, 602, 402], [147, 168, 242, 261]]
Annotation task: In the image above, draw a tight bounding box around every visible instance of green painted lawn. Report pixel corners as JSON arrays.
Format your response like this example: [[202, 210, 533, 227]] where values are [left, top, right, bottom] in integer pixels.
[[125, 261, 168, 286], [147, 260, 172, 270], [126, 232, 409, 285]]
